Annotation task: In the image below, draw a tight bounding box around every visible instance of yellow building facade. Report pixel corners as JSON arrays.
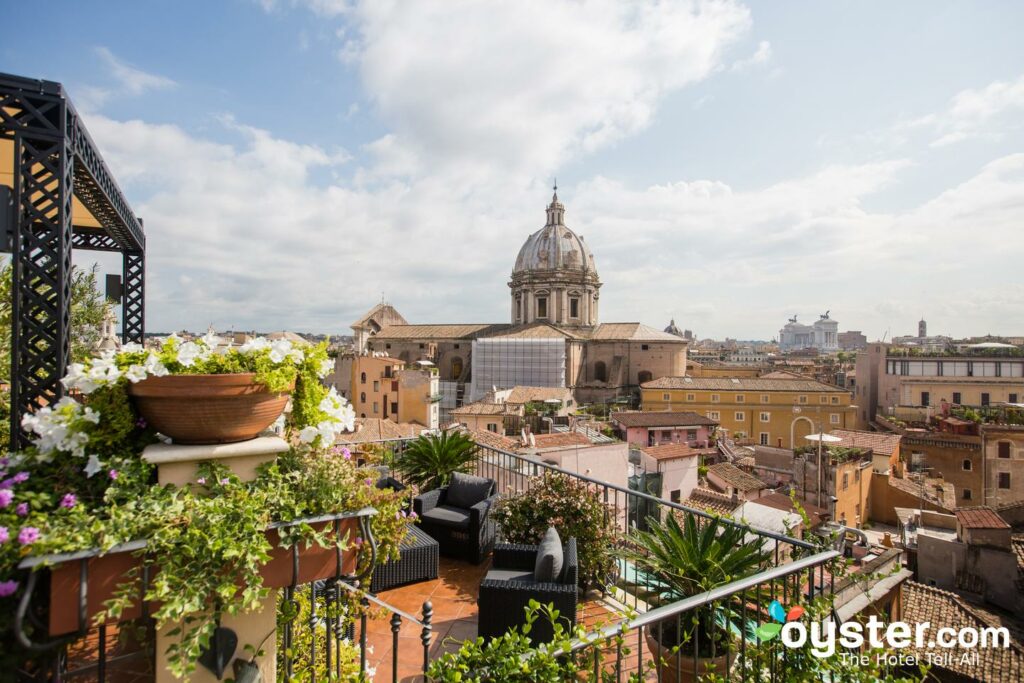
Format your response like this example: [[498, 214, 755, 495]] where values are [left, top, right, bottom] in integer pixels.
[[351, 355, 439, 429], [641, 377, 854, 450]]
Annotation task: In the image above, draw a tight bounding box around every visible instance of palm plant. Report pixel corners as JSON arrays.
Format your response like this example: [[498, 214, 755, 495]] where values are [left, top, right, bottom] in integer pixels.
[[624, 512, 771, 658], [394, 430, 478, 490]]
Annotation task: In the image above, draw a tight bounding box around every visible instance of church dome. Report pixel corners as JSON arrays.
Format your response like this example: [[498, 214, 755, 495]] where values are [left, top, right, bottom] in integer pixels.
[[513, 190, 597, 275]]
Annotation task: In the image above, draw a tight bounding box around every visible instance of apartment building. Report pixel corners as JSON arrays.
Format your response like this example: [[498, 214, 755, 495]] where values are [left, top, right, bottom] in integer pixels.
[[855, 343, 1024, 429], [350, 355, 440, 429], [640, 376, 854, 449]]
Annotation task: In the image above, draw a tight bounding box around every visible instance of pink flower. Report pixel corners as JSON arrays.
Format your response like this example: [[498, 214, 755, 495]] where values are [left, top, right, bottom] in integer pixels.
[[108, 469, 119, 480], [354, 537, 363, 546], [0, 527, 8, 544], [342, 448, 352, 460], [15, 503, 28, 517], [364, 478, 374, 486], [0, 580, 18, 597], [409, 511, 418, 520], [219, 478, 230, 485], [196, 477, 207, 485], [0, 490, 12, 508], [18, 527, 39, 545], [60, 493, 77, 509], [12, 472, 28, 484]]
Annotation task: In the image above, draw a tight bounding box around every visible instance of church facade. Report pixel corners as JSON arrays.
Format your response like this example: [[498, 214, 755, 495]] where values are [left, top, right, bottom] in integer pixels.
[[351, 191, 687, 416]]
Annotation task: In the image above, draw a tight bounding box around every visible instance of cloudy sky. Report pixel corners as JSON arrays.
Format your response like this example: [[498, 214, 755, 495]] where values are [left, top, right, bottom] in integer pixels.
[[4, 1, 1024, 341]]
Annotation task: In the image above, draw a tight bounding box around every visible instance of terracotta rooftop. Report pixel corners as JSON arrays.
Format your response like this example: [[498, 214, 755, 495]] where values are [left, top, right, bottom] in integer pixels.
[[610, 411, 718, 428], [336, 418, 425, 444], [642, 376, 847, 392], [708, 462, 769, 492], [503, 386, 573, 404], [902, 581, 1024, 681], [829, 429, 902, 456], [680, 487, 737, 516], [465, 428, 520, 452], [372, 324, 509, 340], [450, 401, 515, 416], [955, 506, 1011, 530], [586, 322, 688, 342], [527, 431, 592, 449], [639, 443, 709, 461], [887, 474, 956, 511]]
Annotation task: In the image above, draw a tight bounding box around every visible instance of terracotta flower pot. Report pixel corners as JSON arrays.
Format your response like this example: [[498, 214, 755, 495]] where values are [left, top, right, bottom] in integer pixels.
[[127, 373, 293, 444], [645, 629, 732, 683]]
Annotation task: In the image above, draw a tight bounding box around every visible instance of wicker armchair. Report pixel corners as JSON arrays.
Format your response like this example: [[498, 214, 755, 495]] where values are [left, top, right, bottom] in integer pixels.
[[412, 479, 497, 564], [477, 538, 579, 645]]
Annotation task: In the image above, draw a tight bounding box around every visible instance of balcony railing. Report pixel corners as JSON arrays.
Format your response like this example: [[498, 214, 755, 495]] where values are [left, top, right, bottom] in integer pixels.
[[13, 439, 838, 682]]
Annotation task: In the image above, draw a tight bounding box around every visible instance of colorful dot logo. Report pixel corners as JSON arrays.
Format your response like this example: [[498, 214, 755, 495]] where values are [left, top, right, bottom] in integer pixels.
[[756, 600, 804, 641]]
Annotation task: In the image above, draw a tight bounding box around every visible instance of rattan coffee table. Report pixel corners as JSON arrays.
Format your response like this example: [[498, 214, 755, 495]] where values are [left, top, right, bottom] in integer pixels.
[[370, 523, 439, 593]]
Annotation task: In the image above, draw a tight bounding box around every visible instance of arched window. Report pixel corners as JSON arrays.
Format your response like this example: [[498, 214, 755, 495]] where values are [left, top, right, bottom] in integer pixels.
[[451, 357, 463, 380], [638, 370, 653, 384], [963, 459, 972, 471], [360, 392, 366, 403], [360, 372, 367, 384], [594, 361, 607, 383]]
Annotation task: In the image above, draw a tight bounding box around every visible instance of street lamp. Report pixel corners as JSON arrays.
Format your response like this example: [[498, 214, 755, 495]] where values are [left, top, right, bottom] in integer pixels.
[[805, 432, 843, 511]]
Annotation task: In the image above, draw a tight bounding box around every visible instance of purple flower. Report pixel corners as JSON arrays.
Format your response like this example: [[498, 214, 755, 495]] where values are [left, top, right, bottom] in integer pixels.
[[15, 503, 28, 517], [18, 527, 39, 545], [364, 478, 374, 486], [60, 493, 77, 509], [12, 472, 28, 484], [0, 527, 8, 544], [0, 580, 18, 598], [409, 511, 418, 520], [108, 469, 119, 480], [136, 417, 148, 429], [0, 490, 12, 508], [0, 479, 12, 490], [196, 477, 207, 485], [342, 448, 352, 460], [400, 510, 408, 518], [219, 478, 230, 485], [354, 537, 363, 546]]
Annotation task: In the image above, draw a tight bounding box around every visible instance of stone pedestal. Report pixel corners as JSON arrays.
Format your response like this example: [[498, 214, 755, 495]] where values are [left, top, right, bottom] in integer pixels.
[[142, 436, 289, 682]]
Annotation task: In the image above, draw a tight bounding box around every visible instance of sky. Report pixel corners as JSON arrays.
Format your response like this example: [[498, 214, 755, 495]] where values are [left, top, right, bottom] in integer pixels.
[[3, 1, 1024, 341]]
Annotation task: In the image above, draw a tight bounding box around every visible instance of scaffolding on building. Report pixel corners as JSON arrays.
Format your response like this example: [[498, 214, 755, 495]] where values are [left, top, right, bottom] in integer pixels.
[[470, 338, 566, 401]]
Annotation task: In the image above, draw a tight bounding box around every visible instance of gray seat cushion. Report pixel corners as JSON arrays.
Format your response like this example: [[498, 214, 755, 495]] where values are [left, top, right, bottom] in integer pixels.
[[534, 527, 564, 582], [446, 472, 494, 509], [422, 505, 471, 529], [484, 569, 535, 584]]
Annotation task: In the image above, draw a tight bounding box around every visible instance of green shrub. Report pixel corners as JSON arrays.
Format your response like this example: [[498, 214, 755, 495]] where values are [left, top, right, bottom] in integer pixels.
[[495, 473, 617, 589]]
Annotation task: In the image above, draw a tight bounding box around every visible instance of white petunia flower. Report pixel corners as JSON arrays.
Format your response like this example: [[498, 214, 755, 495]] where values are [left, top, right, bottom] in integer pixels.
[[84, 454, 103, 478], [239, 337, 271, 354], [287, 348, 305, 364], [298, 426, 320, 443], [121, 342, 144, 354], [176, 341, 201, 367], [268, 339, 292, 364], [143, 352, 169, 377], [125, 365, 148, 383], [318, 358, 334, 378], [200, 331, 219, 349], [82, 407, 101, 424]]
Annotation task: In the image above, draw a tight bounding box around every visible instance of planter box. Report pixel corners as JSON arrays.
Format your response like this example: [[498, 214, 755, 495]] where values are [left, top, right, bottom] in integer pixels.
[[47, 518, 360, 636]]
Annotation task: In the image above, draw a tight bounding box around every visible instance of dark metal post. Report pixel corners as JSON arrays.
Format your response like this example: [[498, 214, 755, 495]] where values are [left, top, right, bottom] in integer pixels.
[[122, 248, 144, 344]]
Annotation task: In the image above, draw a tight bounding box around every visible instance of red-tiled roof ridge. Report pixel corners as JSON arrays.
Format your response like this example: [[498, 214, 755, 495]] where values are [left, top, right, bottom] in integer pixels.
[[955, 506, 1011, 530]]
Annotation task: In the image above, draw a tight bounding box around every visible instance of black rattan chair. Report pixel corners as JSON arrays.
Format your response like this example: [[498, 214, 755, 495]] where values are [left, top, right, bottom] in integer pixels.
[[412, 477, 497, 564], [477, 538, 579, 645]]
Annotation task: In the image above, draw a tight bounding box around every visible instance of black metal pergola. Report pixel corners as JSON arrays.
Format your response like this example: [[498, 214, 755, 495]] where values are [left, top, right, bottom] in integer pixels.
[[0, 72, 145, 447]]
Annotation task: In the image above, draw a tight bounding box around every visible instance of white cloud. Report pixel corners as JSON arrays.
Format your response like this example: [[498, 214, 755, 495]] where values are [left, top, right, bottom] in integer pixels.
[[96, 47, 176, 96], [730, 40, 772, 72], [341, 0, 752, 181], [904, 72, 1024, 147]]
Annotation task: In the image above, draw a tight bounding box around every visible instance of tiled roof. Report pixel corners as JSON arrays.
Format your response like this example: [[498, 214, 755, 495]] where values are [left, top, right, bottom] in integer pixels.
[[504, 386, 573, 404], [680, 487, 737, 516], [639, 443, 708, 461], [587, 323, 688, 342], [336, 418, 425, 444], [610, 411, 718, 428], [708, 462, 769, 492], [902, 581, 1024, 680], [372, 324, 508, 340], [450, 401, 515, 416], [829, 429, 902, 456], [642, 376, 847, 393], [465, 428, 520, 452], [528, 432, 592, 449], [955, 506, 1010, 530], [480, 323, 578, 340]]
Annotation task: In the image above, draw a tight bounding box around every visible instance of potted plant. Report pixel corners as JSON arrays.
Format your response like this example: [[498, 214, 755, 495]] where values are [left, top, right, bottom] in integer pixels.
[[623, 513, 771, 682], [393, 430, 478, 489], [495, 473, 616, 590], [59, 333, 335, 444]]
